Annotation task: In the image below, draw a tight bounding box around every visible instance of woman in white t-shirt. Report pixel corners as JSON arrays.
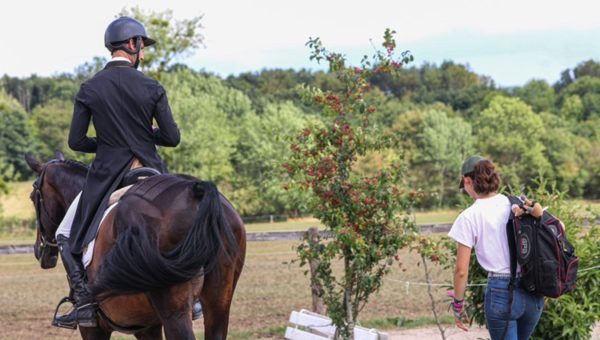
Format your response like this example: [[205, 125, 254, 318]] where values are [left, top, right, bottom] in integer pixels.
[[448, 156, 544, 340]]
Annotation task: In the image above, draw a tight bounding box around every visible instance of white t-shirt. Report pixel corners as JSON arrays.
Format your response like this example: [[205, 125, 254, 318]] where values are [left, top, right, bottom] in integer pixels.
[[448, 193, 512, 274]]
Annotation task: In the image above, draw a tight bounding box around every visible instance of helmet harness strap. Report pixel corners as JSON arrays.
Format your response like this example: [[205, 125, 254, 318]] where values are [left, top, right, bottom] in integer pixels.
[[114, 36, 143, 69]]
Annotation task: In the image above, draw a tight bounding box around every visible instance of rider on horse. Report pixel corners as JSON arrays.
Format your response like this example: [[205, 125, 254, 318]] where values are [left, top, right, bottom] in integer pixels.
[[53, 16, 180, 329]]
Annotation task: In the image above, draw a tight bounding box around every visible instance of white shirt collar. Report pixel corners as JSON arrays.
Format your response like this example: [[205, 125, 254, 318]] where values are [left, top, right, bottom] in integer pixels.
[[110, 56, 131, 63]]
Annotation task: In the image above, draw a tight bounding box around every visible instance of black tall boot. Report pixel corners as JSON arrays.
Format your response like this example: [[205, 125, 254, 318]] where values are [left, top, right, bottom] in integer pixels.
[[52, 235, 97, 329]]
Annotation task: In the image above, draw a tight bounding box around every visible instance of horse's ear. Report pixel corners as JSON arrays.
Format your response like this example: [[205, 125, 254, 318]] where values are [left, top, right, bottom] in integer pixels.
[[54, 150, 65, 161], [25, 154, 42, 174]]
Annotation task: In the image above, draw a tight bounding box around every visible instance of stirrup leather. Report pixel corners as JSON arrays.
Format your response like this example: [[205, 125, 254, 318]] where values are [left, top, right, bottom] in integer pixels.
[[51, 296, 77, 330]]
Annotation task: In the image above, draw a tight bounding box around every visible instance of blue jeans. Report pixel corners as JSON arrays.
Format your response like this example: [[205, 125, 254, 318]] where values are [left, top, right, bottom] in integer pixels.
[[485, 277, 544, 340]]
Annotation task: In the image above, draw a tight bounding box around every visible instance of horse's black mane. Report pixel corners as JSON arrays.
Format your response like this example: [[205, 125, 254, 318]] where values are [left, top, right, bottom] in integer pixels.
[[63, 159, 89, 170], [59, 159, 89, 173]]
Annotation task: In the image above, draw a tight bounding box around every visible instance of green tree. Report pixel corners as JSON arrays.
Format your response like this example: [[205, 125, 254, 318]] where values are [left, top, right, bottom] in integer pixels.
[[74, 56, 108, 80], [226, 69, 344, 113], [392, 105, 473, 207], [419, 109, 473, 207], [560, 76, 600, 120], [0, 90, 33, 180], [370, 65, 421, 99], [371, 61, 495, 114], [560, 95, 584, 121], [475, 96, 551, 190], [578, 117, 600, 198], [287, 30, 417, 338], [553, 60, 600, 92], [538, 112, 589, 196], [515, 79, 556, 113], [391, 107, 428, 164], [362, 88, 414, 128], [158, 70, 239, 183], [119, 7, 204, 77], [29, 99, 76, 160], [233, 102, 316, 214], [573, 59, 600, 79], [1, 75, 78, 112]]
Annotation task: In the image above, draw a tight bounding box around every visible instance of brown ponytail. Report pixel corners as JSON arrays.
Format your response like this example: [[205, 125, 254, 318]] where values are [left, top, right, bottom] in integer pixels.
[[466, 160, 500, 194]]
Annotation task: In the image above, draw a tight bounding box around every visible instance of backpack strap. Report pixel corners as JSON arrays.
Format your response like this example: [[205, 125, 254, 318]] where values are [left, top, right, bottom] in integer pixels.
[[502, 195, 523, 340], [506, 195, 523, 280]]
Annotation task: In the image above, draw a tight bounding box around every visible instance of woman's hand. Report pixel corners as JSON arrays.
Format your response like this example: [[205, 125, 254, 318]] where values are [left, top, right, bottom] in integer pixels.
[[453, 304, 470, 331], [448, 290, 470, 331], [451, 243, 472, 331]]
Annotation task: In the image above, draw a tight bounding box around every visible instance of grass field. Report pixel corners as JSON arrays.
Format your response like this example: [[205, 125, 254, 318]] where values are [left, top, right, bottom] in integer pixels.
[[0, 240, 454, 339], [0, 182, 35, 219], [3, 180, 599, 246], [0, 181, 462, 245], [1, 182, 462, 223]]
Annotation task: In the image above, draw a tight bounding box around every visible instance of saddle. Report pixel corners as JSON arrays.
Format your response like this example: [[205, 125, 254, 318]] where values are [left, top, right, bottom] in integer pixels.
[[121, 167, 162, 187], [108, 159, 161, 205], [83, 160, 163, 268]]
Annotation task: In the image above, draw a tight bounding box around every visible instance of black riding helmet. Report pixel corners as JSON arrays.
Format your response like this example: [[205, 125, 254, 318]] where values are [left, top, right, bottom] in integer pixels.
[[104, 17, 155, 68]]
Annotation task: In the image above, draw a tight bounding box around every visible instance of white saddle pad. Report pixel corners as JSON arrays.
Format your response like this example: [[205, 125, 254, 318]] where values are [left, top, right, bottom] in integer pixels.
[[82, 202, 119, 268]]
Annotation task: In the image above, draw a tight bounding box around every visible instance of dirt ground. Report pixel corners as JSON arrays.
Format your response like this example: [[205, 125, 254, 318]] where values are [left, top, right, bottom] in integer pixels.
[[387, 324, 600, 340], [1, 239, 598, 340], [0, 240, 457, 339], [387, 326, 489, 340]]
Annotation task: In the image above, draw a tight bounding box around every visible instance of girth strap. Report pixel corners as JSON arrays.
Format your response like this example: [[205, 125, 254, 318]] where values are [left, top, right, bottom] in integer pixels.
[[96, 307, 150, 334]]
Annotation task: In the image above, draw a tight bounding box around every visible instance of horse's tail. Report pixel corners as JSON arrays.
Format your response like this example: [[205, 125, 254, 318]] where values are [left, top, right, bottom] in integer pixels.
[[91, 180, 239, 298]]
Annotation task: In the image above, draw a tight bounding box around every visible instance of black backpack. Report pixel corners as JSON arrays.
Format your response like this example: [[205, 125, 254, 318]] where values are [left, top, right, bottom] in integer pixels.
[[506, 195, 579, 298]]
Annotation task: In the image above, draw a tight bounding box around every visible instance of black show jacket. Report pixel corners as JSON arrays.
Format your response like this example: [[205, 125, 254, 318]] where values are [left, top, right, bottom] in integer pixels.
[[68, 60, 180, 254]]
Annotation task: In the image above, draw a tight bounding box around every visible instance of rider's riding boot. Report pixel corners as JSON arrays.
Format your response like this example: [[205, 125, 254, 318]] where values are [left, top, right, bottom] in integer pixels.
[[53, 235, 97, 329], [192, 299, 203, 320]]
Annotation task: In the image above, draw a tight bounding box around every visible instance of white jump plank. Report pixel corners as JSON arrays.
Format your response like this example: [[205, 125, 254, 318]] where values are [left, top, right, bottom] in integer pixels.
[[285, 326, 330, 340], [287, 309, 388, 340], [354, 325, 388, 340], [289, 310, 336, 336]]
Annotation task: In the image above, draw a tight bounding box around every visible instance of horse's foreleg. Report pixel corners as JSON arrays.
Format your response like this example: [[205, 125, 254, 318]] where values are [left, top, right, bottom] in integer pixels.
[[134, 325, 163, 340], [148, 282, 195, 340], [79, 326, 112, 340]]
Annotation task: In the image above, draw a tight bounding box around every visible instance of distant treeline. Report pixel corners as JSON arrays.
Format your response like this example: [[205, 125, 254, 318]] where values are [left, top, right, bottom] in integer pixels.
[[1, 59, 599, 214]]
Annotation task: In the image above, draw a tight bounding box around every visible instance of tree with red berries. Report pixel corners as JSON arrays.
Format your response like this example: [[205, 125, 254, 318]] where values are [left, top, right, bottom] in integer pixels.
[[284, 29, 417, 338]]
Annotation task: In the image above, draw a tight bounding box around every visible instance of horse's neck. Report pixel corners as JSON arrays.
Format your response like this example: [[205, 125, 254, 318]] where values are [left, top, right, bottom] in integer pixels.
[[63, 190, 80, 207], [55, 171, 85, 207], [66, 182, 84, 206]]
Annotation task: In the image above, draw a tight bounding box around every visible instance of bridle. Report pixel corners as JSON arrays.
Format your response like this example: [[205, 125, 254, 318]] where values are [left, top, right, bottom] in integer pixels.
[[32, 160, 62, 250]]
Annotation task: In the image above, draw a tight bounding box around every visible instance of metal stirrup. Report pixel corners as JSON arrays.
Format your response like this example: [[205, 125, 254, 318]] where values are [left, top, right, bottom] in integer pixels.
[[51, 296, 77, 330]]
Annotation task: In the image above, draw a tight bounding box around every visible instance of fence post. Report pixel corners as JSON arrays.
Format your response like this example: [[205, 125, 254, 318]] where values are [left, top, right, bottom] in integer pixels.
[[308, 227, 325, 314], [270, 215, 274, 224]]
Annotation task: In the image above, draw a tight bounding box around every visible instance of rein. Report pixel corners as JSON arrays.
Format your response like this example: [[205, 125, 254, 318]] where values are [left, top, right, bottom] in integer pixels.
[[32, 160, 63, 249]]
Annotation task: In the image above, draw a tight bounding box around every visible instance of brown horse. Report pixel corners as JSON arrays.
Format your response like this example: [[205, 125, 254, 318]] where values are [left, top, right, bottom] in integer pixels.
[[25, 152, 246, 340]]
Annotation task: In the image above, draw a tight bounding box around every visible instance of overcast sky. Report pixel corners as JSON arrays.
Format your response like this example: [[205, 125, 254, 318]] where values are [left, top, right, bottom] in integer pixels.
[[2, 0, 600, 86]]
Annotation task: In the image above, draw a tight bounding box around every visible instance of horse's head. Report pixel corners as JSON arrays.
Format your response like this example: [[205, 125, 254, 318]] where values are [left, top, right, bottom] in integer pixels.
[[25, 152, 68, 269]]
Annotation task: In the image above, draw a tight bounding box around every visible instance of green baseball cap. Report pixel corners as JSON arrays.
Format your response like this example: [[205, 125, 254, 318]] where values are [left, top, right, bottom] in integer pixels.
[[459, 155, 485, 188]]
